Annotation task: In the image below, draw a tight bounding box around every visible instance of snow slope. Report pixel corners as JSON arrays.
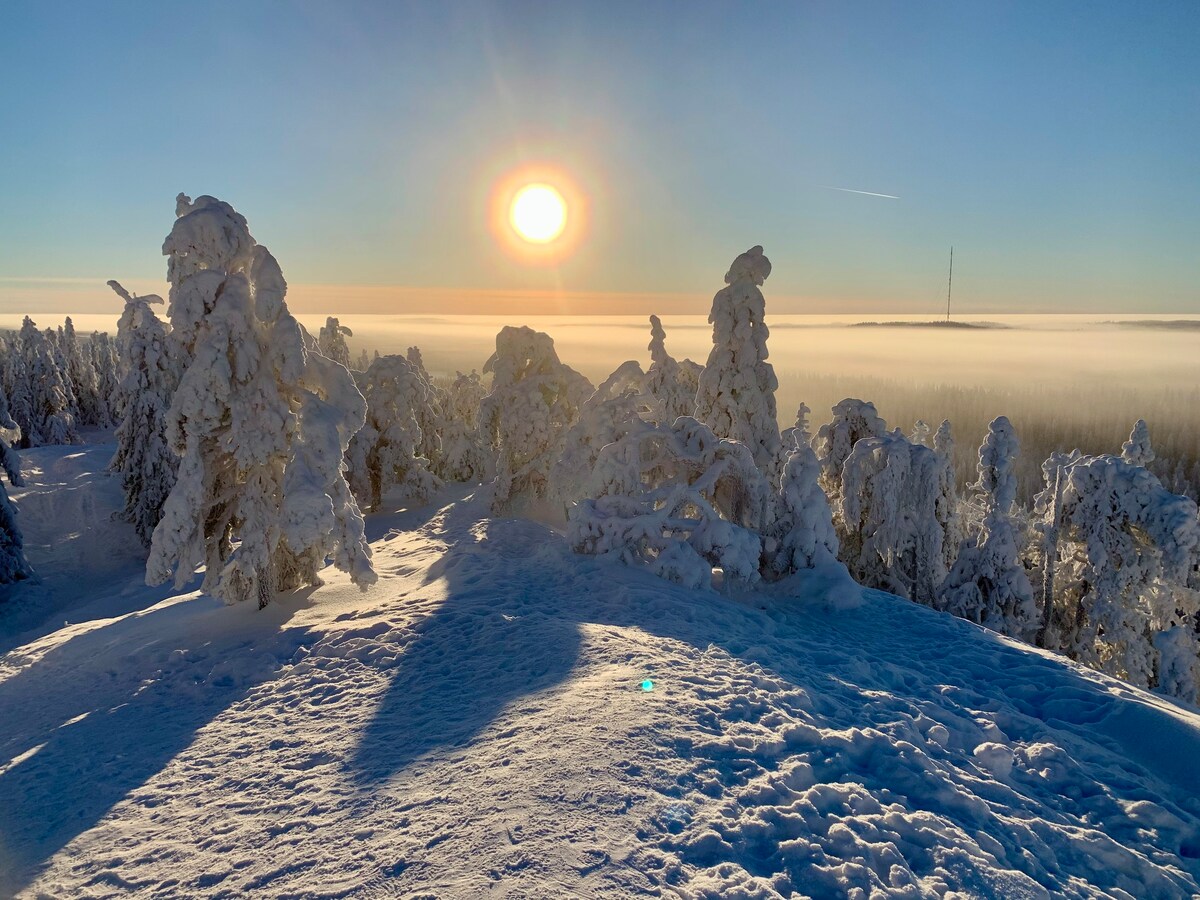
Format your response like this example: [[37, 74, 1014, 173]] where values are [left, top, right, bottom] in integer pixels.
[[1, 443, 1199, 899]]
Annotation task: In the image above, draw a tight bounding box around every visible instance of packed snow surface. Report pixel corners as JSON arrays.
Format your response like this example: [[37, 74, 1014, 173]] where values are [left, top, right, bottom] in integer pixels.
[[2, 442, 1200, 898]]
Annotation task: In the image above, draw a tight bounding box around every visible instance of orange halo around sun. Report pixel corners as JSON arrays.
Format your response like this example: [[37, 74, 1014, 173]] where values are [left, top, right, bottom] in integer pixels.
[[488, 164, 587, 265]]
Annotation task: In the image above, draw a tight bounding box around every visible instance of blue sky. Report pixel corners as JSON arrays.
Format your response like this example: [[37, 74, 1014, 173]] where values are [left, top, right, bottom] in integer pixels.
[[2, 1, 1198, 314]]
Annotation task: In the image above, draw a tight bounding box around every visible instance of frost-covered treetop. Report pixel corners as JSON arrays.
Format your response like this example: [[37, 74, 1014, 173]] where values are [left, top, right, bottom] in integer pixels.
[[163, 194, 255, 284], [695, 246, 780, 476], [975, 416, 1020, 515], [724, 244, 771, 286], [1121, 419, 1154, 467], [648, 314, 669, 365]]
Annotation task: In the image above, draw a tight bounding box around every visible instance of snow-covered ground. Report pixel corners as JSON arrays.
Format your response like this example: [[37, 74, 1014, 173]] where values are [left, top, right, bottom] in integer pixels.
[[2, 442, 1199, 899]]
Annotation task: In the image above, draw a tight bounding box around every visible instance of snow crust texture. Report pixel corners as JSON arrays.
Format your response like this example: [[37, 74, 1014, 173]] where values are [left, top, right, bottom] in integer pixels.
[[3, 445, 1199, 899]]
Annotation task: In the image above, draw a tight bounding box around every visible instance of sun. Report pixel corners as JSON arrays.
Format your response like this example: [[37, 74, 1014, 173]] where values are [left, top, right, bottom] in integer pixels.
[[509, 183, 567, 244], [488, 164, 587, 265]]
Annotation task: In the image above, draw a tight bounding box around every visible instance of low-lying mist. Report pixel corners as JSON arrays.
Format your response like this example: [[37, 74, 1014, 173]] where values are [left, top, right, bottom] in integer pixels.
[[10, 312, 1198, 501]]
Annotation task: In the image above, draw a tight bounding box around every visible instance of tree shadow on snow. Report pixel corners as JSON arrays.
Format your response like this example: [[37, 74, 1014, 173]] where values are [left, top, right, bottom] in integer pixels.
[[0, 587, 320, 896], [346, 499, 1200, 893], [349, 505, 583, 784]]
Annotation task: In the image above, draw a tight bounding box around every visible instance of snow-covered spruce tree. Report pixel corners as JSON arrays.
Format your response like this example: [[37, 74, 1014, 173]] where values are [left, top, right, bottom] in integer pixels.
[[812, 398, 886, 499], [435, 369, 491, 484], [768, 425, 842, 578], [933, 419, 962, 568], [780, 403, 812, 457], [404, 346, 445, 473], [107, 280, 180, 547], [1038, 453, 1200, 693], [354, 348, 370, 372], [16, 317, 79, 446], [317, 316, 353, 369], [61, 317, 108, 427], [479, 325, 593, 514], [0, 385, 32, 584], [694, 246, 781, 479], [938, 417, 1038, 640], [90, 331, 123, 425], [48, 325, 81, 424], [147, 194, 376, 608], [569, 416, 774, 589], [1121, 419, 1154, 467], [838, 430, 952, 603], [3, 347, 36, 450], [345, 354, 441, 511], [644, 315, 701, 425], [551, 360, 649, 508], [909, 419, 931, 447]]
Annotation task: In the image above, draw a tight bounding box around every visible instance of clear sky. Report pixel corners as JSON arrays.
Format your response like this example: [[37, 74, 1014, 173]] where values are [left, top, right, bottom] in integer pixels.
[[2, 1, 1198, 315]]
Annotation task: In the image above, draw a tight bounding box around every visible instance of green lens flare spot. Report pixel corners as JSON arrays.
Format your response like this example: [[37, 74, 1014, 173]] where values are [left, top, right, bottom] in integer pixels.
[[641, 679, 654, 692]]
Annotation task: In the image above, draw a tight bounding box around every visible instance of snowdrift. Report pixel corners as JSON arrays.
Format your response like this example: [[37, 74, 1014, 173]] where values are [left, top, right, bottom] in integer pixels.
[[2, 442, 1199, 898]]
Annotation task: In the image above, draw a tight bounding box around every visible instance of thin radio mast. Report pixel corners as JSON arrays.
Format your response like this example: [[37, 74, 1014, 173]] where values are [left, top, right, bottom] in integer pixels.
[[945, 246, 954, 322]]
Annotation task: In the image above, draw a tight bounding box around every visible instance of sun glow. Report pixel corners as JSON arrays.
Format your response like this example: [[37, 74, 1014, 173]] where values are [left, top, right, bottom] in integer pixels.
[[488, 164, 588, 266], [509, 184, 567, 244]]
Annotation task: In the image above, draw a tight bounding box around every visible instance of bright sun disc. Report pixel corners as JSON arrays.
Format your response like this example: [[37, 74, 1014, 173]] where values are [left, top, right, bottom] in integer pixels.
[[509, 183, 567, 244]]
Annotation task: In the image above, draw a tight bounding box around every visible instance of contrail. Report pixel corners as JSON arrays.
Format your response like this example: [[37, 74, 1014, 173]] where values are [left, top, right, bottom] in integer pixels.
[[822, 186, 900, 200]]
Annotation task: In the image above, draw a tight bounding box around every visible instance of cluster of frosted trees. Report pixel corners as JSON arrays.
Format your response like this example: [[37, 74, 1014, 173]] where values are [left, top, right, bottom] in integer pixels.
[[2, 199, 1198, 704], [0, 316, 121, 449]]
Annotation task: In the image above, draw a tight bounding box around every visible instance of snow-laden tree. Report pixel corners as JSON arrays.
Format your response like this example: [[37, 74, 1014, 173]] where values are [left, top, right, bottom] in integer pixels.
[[812, 398, 886, 499], [107, 280, 180, 547], [909, 419, 931, 447], [569, 416, 774, 589], [839, 430, 952, 603], [1121, 419, 1154, 467], [694, 246, 781, 478], [90, 331, 122, 424], [3, 349, 35, 450], [345, 354, 441, 510], [479, 325, 593, 514], [768, 425, 842, 578], [938, 417, 1038, 640], [61, 317, 110, 427], [15, 317, 78, 447], [551, 360, 649, 508], [644, 315, 701, 424], [317, 316, 353, 369], [933, 419, 962, 567], [0, 385, 32, 584], [435, 370, 491, 484], [147, 194, 376, 608], [780, 403, 812, 456], [405, 346, 444, 473], [48, 325, 80, 424], [354, 348, 370, 372], [1038, 453, 1200, 693]]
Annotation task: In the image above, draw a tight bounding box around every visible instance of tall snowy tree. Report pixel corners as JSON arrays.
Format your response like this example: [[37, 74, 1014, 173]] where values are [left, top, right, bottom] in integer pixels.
[[0, 384, 32, 584], [1120, 419, 1154, 467], [108, 280, 180, 547], [812, 398, 887, 499], [644, 315, 701, 424], [345, 354, 441, 511], [768, 425, 842, 578], [15, 317, 78, 446], [90, 331, 123, 424], [938, 417, 1038, 640], [147, 194, 376, 608], [694, 246, 781, 479], [435, 370, 491, 484], [780, 403, 813, 457], [838, 430, 953, 604], [317, 317, 353, 369], [61, 317, 109, 427], [1039, 453, 1200, 694], [479, 325, 592, 514]]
